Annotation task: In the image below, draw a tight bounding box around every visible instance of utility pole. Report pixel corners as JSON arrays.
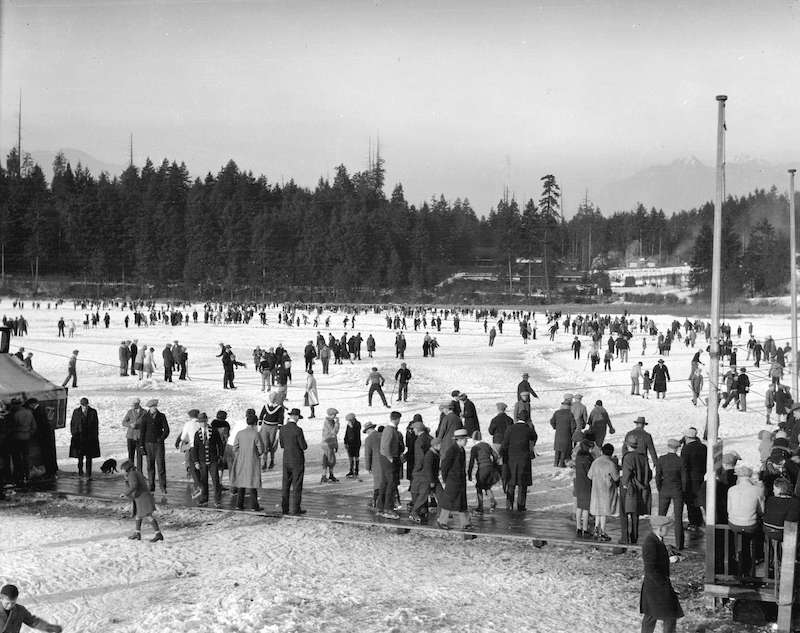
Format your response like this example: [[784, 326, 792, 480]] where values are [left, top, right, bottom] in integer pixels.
[[17, 90, 22, 178], [705, 94, 727, 583], [790, 169, 798, 398], [129, 133, 134, 168]]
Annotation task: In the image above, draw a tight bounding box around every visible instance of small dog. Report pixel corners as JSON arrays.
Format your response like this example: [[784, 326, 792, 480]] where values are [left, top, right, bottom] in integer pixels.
[[100, 458, 118, 474]]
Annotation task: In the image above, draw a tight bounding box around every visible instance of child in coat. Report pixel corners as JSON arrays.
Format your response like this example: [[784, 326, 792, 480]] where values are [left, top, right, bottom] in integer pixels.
[[642, 371, 652, 399], [120, 460, 163, 542]]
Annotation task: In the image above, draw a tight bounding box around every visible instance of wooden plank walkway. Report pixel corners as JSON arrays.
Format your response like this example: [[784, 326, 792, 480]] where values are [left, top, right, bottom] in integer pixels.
[[27, 473, 707, 553]]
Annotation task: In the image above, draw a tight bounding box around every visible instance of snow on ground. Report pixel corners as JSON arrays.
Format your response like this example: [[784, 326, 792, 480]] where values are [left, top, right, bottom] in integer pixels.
[[1, 298, 790, 632]]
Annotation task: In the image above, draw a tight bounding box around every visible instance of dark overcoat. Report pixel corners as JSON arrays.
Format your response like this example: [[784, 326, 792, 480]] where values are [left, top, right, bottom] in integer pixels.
[[639, 532, 684, 619], [440, 443, 467, 512], [69, 406, 101, 458], [501, 422, 537, 488]]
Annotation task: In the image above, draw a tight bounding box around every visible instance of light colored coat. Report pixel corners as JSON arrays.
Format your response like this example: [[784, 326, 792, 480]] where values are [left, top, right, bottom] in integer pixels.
[[587, 454, 619, 516], [231, 426, 264, 489]]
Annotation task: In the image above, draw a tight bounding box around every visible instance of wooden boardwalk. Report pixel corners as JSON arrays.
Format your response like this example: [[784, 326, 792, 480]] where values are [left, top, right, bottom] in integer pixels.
[[29, 473, 707, 553]]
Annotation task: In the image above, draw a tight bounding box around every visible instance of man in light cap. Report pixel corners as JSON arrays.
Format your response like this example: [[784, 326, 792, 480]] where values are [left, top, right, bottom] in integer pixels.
[[176, 409, 202, 496], [122, 398, 145, 473], [655, 439, 687, 550], [640, 515, 684, 633], [321, 408, 340, 483], [680, 427, 706, 532], [727, 465, 764, 575], [570, 394, 588, 430]]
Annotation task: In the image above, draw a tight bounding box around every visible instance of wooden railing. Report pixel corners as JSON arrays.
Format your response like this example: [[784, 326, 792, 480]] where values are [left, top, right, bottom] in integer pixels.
[[705, 521, 798, 632]]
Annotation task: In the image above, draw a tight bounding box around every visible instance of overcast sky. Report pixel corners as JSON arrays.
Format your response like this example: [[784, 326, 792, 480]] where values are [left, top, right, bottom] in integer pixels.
[[2, 0, 799, 213]]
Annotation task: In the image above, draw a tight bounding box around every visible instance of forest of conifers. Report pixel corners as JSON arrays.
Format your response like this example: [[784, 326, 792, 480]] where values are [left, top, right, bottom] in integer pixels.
[[0, 149, 795, 296]]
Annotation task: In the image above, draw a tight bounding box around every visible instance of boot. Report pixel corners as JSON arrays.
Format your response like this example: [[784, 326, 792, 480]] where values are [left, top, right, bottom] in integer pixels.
[[128, 532, 141, 540], [150, 532, 164, 543], [328, 472, 339, 483], [345, 458, 355, 479], [354, 459, 360, 480]]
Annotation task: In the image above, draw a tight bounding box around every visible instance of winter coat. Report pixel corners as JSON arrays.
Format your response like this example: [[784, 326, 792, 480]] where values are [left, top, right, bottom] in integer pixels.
[[588, 454, 619, 516], [639, 532, 684, 620], [321, 416, 339, 451], [512, 400, 531, 425], [143, 349, 156, 372], [231, 426, 264, 489], [621, 451, 652, 514], [0, 602, 55, 633], [573, 451, 594, 510], [69, 406, 101, 458], [122, 406, 145, 441], [279, 421, 307, 466], [461, 398, 479, 436], [468, 441, 500, 490], [125, 467, 156, 518], [570, 401, 588, 429], [190, 425, 226, 464], [488, 412, 513, 444], [550, 407, 576, 453], [139, 410, 170, 445], [11, 407, 36, 441], [343, 420, 362, 451], [587, 405, 614, 446], [134, 346, 145, 371], [304, 375, 319, 406], [440, 443, 468, 512], [436, 412, 463, 457], [363, 430, 383, 488], [501, 422, 537, 487], [651, 363, 670, 392]]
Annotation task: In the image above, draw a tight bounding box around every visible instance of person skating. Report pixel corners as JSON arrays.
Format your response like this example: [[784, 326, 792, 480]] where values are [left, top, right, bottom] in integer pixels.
[[366, 366, 390, 407], [343, 413, 362, 479], [460, 392, 479, 437], [190, 412, 224, 507], [61, 349, 79, 388], [0, 584, 63, 633], [516, 372, 539, 401], [395, 362, 412, 402], [120, 459, 163, 542], [321, 408, 340, 483], [258, 391, 284, 470], [378, 411, 404, 518], [550, 395, 576, 468], [304, 369, 319, 418], [139, 399, 170, 495]]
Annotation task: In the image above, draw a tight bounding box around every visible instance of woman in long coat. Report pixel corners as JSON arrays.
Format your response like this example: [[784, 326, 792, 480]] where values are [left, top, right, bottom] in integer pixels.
[[621, 436, 652, 544], [231, 411, 265, 511], [143, 347, 156, 379], [437, 429, 470, 530], [651, 360, 670, 398], [304, 370, 319, 418], [587, 443, 620, 541], [121, 459, 162, 542]]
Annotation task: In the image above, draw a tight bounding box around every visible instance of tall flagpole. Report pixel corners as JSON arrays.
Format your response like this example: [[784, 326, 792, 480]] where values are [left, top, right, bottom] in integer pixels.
[[790, 169, 798, 397], [705, 95, 727, 581]]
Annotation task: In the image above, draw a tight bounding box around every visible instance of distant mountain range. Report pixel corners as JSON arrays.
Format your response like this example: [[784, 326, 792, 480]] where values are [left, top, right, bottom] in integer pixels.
[[592, 156, 796, 215], [7, 147, 794, 217]]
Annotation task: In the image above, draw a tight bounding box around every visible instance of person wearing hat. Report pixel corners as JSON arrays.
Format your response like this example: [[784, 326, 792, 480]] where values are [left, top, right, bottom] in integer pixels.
[[403, 414, 423, 483], [320, 408, 340, 483], [623, 417, 658, 466], [587, 443, 620, 542], [258, 392, 284, 470], [620, 434, 652, 545], [460, 393, 480, 438], [651, 359, 670, 399], [512, 392, 532, 430], [0, 583, 63, 633], [570, 394, 588, 430], [27, 397, 57, 480], [550, 397, 576, 468], [304, 369, 319, 419], [438, 428, 471, 530], [363, 421, 383, 509], [69, 396, 100, 479], [500, 418, 537, 512], [410, 435, 441, 523], [122, 398, 145, 472], [378, 411, 405, 519], [488, 403, 513, 457], [120, 458, 163, 542], [9, 399, 35, 487], [655, 439, 687, 550], [139, 399, 170, 495], [279, 408, 307, 515], [516, 373, 538, 401], [468, 430, 500, 513], [727, 465, 765, 575], [343, 413, 362, 479], [231, 410, 265, 511], [435, 400, 464, 458], [571, 335, 581, 360], [680, 427, 706, 532], [639, 514, 684, 633], [366, 367, 390, 408], [61, 349, 79, 388], [190, 413, 225, 506], [587, 400, 615, 447], [176, 409, 203, 495]]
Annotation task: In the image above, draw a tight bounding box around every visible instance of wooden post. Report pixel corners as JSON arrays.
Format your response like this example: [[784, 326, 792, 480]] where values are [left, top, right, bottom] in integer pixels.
[[705, 95, 727, 587], [789, 170, 798, 398], [776, 521, 797, 632]]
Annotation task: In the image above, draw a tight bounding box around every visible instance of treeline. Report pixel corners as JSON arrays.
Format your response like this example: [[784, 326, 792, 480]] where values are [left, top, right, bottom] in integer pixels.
[[0, 148, 795, 296]]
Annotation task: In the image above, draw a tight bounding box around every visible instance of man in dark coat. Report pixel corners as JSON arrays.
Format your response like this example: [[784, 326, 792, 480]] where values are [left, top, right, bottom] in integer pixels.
[[468, 431, 500, 513], [651, 359, 671, 399], [394, 363, 412, 402], [460, 393, 479, 437], [129, 340, 138, 376], [363, 422, 383, 508], [29, 398, 58, 480], [516, 372, 539, 400], [501, 419, 538, 511], [436, 400, 463, 457], [640, 515, 684, 633], [550, 396, 576, 468], [488, 402, 513, 453], [655, 439, 687, 550], [623, 417, 658, 466], [69, 397, 100, 479], [279, 408, 307, 514], [343, 413, 362, 479], [409, 436, 441, 523], [378, 411, 404, 518], [437, 428, 470, 529], [0, 584, 63, 633], [190, 413, 225, 506], [162, 344, 174, 382], [139, 399, 170, 494], [587, 399, 614, 447], [404, 414, 427, 481], [680, 427, 707, 530]]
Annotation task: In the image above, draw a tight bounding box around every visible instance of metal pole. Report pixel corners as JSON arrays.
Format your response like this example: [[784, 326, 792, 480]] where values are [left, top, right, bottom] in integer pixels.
[[705, 95, 727, 582], [790, 169, 798, 397]]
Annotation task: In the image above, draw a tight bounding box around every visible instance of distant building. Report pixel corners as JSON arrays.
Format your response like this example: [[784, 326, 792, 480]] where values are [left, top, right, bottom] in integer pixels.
[[605, 264, 691, 288]]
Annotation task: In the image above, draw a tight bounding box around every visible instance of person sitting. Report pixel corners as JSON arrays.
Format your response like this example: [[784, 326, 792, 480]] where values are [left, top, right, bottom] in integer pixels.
[[762, 477, 800, 575]]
